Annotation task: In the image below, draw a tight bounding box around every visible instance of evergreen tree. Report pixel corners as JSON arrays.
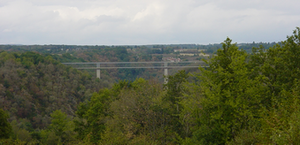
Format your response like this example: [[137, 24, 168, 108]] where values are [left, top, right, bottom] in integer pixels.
[[190, 38, 266, 144]]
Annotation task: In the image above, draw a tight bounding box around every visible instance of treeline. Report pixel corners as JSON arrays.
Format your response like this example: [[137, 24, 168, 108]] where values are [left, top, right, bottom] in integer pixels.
[[0, 42, 278, 55], [203, 42, 278, 53], [1, 27, 300, 144]]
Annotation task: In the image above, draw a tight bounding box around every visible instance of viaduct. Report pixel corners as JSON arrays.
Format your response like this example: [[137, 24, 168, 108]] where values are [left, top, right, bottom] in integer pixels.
[[62, 61, 207, 83]]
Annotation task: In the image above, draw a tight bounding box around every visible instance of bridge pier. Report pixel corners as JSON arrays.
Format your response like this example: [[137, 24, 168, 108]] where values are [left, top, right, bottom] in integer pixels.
[[164, 62, 168, 84], [96, 63, 100, 79]]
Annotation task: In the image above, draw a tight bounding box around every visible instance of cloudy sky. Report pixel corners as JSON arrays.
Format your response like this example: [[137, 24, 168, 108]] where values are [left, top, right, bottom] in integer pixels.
[[0, 0, 299, 45]]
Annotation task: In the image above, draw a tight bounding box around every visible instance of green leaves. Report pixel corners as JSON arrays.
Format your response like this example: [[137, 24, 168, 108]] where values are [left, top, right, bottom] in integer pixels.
[[49, 110, 75, 143], [74, 88, 113, 143], [190, 37, 267, 144], [50, 110, 68, 137], [0, 108, 12, 139]]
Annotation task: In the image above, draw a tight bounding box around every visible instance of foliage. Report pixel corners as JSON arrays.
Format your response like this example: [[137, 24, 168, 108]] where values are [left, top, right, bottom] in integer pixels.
[[163, 70, 189, 140], [49, 110, 76, 143], [0, 108, 12, 139], [74, 88, 115, 143], [185, 38, 263, 144], [0, 51, 101, 130], [0, 28, 299, 144], [182, 27, 300, 144], [100, 79, 167, 144]]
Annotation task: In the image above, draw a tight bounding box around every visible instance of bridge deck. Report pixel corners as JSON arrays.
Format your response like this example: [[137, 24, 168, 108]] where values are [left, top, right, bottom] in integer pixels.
[[62, 61, 205, 65], [73, 66, 206, 69], [62, 61, 207, 69]]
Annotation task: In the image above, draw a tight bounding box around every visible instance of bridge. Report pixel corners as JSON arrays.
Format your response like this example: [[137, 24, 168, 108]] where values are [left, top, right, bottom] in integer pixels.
[[62, 61, 207, 83]]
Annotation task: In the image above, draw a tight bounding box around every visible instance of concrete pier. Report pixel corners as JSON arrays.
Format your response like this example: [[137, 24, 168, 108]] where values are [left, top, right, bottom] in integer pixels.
[[164, 62, 168, 84], [96, 63, 100, 79]]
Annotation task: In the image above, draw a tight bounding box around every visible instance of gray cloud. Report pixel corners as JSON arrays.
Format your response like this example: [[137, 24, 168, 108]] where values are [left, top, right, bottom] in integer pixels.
[[0, 0, 299, 45]]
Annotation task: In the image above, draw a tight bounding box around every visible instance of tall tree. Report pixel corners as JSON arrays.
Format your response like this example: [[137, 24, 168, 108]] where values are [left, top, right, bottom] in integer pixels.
[[163, 70, 189, 139], [189, 38, 266, 144]]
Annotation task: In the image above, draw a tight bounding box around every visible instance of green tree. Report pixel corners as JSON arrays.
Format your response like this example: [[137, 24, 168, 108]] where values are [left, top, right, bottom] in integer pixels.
[[74, 89, 112, 143], [0, 108, 12, 139], [49, 110, 75, 143], [242, 27, 300, 144], [163, 70, 189, 139], [100, 79, 168, 144], [189, 38, 266, 144]]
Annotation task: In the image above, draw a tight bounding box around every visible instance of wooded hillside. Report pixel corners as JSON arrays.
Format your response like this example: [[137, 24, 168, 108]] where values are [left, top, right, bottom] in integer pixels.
[[0, 51, 102, 130], [0, 27, 299, 144]]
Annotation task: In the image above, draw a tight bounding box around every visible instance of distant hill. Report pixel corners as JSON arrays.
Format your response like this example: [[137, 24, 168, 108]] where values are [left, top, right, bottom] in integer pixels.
[[0, 51, 102, 129]]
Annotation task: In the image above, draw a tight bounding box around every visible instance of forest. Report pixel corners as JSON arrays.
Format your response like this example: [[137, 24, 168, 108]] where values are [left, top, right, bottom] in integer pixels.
[[0, 27, 300, 144]]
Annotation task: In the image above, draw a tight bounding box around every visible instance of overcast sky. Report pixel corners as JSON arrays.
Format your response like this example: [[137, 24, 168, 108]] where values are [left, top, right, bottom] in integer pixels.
[[0, 0, 299, 45]]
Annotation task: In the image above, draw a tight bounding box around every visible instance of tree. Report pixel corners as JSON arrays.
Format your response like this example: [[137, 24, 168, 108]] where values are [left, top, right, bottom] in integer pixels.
[[49, 110, 75, 143], [163, 70, 189, 139], [242, 27, 300, 144], [0, 108, 12, 139], [100, 78, 169, 144], [189, 38, 266, 144], [74, 88, 113, 144]]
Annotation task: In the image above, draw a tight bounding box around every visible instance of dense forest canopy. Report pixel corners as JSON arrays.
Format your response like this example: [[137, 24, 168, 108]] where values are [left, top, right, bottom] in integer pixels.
[[0, 27, 299, 144]]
